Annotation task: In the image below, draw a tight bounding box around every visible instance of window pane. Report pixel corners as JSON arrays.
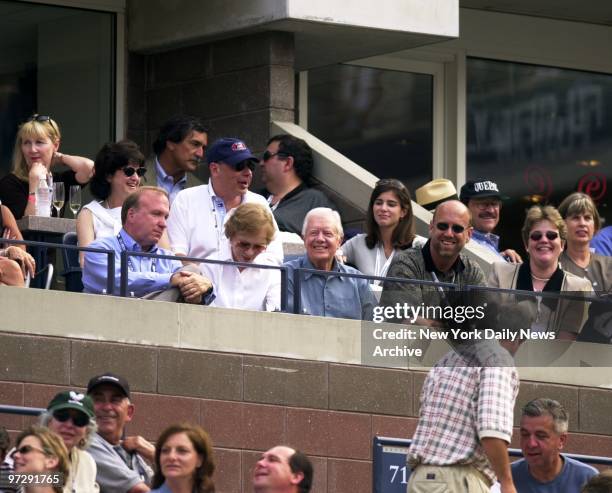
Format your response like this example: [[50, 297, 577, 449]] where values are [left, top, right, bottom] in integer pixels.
[[308, 64, 433, 193], [467, 57, 612, 252], [0, 1, 114, 176]]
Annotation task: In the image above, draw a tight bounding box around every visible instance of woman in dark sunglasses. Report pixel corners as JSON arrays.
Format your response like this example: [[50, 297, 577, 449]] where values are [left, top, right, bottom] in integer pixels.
[[11, 426, 69, 493], [0, 115, 94, 219], [340, 179, 425, 286], [77, 140, 161, 267], [488, 205, 593, 340], [36, 390, 99, 492]]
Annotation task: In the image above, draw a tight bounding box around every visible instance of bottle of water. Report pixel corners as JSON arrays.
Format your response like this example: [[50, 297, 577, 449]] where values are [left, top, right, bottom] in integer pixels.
[[35, 176, 51, 217]]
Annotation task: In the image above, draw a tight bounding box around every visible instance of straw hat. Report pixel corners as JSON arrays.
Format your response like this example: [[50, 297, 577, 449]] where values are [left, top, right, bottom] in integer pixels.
[[415, 179, 458, 211]]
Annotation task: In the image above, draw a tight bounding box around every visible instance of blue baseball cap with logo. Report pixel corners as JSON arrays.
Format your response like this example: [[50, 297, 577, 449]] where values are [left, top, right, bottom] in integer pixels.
[[206, 138, 258, 166]]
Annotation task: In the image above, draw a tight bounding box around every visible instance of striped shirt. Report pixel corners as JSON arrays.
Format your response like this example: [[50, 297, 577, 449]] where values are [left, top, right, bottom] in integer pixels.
[[408, 341, 519, 484]]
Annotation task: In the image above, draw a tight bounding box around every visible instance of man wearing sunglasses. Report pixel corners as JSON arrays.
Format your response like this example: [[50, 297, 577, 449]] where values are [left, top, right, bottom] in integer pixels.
[[460, 180, 522, 263], [380, 200, 486, 327], [87, 373, 154, 493], [148, 115, 208, 204], [260, 134, 335, 235], [167, 137, 284, 265]]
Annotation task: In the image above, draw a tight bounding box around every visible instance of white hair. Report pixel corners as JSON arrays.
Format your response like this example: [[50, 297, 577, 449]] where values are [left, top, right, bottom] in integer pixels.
[[301, 207, 343, 238]]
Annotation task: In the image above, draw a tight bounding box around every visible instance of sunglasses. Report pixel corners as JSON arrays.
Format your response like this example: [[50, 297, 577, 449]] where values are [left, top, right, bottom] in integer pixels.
[[27, 114, 52, 123], [121, 166, 147, 177], [529, 231, 559, 241], [11, 445, 47, 458], [235, 240, 267, 252], [234, 160, 256, 172], [53, 409, 89, 427], [261, 151, 290, 162], [435, 222, 466, 234]]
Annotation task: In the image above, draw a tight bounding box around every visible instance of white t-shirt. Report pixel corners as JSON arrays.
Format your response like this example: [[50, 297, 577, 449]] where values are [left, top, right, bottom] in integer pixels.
[[199, 253, 281, 311], [167, 182, 284, 264]]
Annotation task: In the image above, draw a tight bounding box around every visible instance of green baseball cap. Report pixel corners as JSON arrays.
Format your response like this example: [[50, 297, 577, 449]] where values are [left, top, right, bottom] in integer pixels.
[[47, 390, 95, 419]]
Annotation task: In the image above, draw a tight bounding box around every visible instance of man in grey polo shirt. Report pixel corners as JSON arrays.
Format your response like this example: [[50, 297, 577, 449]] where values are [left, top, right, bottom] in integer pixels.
[[87, 373, 154, 493]]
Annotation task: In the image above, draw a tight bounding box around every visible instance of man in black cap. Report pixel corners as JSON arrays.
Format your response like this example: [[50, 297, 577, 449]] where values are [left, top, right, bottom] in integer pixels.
[[86, 372, 153, 493], [167, 137, 283, 264], [460, 180, 522, 263]]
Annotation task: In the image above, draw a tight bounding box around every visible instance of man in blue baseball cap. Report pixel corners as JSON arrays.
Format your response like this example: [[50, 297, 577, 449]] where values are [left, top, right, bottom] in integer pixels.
[[167, 137, 283, 265]]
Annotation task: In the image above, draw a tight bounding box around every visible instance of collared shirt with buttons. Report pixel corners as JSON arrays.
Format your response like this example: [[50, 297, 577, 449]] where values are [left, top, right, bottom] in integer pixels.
[[154, 157, 187, 205], [83, 228, 182, 297], [283, 255, 376, 320]]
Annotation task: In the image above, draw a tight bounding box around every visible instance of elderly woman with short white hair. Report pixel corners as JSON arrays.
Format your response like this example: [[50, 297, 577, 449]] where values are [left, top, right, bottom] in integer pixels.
[[283, 207, 377, 320]]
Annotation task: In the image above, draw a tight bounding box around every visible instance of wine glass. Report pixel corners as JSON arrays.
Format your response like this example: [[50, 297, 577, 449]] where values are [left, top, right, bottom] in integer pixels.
[[69, 185, 81, 217], [52, 182, 65, 218]]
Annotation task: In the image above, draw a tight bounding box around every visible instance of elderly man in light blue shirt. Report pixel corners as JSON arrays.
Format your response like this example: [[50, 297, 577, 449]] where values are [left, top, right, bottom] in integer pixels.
[[284, 207, 376, 320], [83, 186, 212, 301]]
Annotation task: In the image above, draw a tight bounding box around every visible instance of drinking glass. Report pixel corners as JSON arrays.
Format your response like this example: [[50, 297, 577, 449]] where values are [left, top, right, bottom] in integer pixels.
[[69, 185, 81, 217], [52, 182, 65, 217]]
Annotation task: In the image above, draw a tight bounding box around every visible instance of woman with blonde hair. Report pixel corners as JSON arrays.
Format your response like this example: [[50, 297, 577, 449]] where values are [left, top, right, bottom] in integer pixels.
[[199, 202, 280, 311], [151, 424, 215, 493], [0, 115, 93, 219], [11, 426, 69, 493]]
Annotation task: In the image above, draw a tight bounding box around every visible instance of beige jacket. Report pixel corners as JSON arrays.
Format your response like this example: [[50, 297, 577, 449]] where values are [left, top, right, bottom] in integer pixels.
[[487, 262, 593, 337]]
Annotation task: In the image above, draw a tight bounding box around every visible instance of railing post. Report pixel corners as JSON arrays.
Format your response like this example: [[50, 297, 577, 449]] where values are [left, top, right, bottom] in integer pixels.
[[293, 268, 302, 314], [106, 250, 115, 295], [280, 266, 288, 312], [119, 251, 129, 297]]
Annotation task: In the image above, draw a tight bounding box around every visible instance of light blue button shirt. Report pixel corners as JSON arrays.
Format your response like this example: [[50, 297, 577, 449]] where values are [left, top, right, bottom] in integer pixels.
[[83, 229, 182, 297], [283, 256, 376, 320], [155, 157, 187, 204], [471, 229, 505, 259]]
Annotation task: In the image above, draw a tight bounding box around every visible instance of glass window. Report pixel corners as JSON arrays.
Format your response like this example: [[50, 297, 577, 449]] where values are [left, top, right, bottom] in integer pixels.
[[467, 57, 612, 252], [307, 64, 433, 194], [0, 1, 114, 176]]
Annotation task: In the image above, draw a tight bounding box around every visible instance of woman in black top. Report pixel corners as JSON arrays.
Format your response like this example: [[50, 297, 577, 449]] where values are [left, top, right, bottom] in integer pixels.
[[0, 114, 93, 219]]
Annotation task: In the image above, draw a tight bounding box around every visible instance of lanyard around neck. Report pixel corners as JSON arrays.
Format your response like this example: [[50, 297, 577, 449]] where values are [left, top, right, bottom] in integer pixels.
[[116, 233, 157, 273]]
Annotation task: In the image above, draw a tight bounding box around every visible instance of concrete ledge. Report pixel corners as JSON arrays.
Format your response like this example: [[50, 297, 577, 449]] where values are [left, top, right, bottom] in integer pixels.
[[2, 286, 612, 389]]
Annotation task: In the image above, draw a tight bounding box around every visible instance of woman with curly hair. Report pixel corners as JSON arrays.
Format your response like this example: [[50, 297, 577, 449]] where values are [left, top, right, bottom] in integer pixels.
[[151, 424, 215, 493]]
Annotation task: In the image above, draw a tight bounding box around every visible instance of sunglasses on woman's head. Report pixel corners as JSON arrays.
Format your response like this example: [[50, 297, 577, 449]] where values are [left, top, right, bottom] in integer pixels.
[[121, 166, 147, 177], [27, 114, 52, 123], [435, 222, 466, 234], [53, 409, 89, 427], [529, 231, 559, 241]]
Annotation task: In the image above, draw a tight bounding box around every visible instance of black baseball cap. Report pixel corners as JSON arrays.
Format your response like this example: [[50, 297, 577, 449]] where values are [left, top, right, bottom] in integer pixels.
[[460, 180, 508, 203], [86, 372, 130, 398]]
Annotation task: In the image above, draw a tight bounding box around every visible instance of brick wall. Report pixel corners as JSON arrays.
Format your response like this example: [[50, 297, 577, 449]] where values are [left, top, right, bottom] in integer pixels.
[[126, 31, 295, 163], [2, 332, 612, 492]]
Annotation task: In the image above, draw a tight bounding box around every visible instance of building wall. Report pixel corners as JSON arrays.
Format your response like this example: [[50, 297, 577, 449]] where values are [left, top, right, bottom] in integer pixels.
[[126, 31, 296, 170], [2, 331, 612, 493]]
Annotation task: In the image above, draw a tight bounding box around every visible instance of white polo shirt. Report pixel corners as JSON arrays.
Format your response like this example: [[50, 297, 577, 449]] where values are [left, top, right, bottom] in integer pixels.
[[167, 182, 284, 264], [200, 253, 281, 311]]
